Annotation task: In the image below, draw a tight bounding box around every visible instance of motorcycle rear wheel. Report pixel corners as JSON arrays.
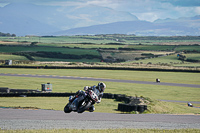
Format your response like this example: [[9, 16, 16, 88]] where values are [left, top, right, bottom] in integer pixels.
[[77, 101, 92, 113]]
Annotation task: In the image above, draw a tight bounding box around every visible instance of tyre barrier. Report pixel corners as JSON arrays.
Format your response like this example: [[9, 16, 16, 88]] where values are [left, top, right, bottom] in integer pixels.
[[118, 103, 147, 113], [115, 94, 126, 102], [102, 93, 115, 99], [0, 92, 75, 97]]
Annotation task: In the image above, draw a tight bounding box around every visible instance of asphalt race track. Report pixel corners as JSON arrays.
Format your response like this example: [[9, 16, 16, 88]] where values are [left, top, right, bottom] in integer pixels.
[[1, 108, 200, 130], [1, 73, 200, 88]]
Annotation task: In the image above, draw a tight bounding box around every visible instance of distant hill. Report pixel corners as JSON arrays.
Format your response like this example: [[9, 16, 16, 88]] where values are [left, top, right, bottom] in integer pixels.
[[0, 3, 138, 36], [53, 16, 200, 36], [0, 3, 199, 36]]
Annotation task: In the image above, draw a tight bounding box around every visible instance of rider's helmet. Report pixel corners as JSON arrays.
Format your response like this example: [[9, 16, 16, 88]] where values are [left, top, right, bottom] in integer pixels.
[[97, 82, 106, 92]]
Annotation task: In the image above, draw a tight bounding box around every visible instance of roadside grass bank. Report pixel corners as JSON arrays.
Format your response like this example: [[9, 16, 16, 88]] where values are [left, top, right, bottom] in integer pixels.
[[1, 128, 200, 133]]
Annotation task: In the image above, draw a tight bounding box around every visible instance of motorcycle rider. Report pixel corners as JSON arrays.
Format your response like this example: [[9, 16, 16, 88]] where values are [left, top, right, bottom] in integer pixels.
[[69, 82, 106, 112]]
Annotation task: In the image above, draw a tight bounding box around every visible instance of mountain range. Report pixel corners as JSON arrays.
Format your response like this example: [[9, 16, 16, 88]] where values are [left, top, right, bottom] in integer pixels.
[[0, 3, 199, 36]]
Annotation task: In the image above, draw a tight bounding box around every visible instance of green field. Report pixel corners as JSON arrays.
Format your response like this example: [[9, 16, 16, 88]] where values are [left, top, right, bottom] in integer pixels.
[[1, 35, 200, 67], [0, 45, 101, 62], [0, 68, 200, 114], [0, 54, 28, 60], [0, 46, 99, 55], [175, 45, 200, 52], [127, 45, 176, 51], [1, 35, 200, 44]]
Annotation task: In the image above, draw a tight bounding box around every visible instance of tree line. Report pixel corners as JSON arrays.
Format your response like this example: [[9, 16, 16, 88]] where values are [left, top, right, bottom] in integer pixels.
[[0, 32, 16, 37], [13, 51, 101, 61]]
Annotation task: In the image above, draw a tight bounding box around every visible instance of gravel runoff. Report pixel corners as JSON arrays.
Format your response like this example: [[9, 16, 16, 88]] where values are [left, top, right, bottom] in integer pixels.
[[0, 108, 200, 130]]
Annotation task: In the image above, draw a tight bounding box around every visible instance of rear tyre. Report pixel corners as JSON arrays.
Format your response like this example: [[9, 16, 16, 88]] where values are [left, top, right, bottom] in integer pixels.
[[77, 101, 92, 113], [64, 103, 72, 113]]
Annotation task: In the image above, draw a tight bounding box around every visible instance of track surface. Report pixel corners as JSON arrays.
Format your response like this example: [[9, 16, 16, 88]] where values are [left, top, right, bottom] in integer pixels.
[[1, 108, 200, 130], [1, 73, 200, 88]]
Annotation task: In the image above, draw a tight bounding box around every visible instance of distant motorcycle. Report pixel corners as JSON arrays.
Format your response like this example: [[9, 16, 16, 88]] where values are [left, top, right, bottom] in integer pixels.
[[64, 89, 99, 113]]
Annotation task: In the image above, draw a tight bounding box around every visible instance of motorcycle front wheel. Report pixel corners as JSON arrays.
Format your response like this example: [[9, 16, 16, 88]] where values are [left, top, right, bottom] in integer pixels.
[[64, 103, 72, 113], [77, 101, 92, 113]]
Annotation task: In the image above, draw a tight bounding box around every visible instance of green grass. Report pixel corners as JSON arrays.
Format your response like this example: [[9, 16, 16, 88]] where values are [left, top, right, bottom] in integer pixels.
[[38, 43, 124, 49], [175, 45, 200, 52], [126, 45, 176, 51], [0, 68, 200, 114], [185, 53, 200, 61], [148, 100, 200, 114], [130, 53, 200, 66], [0, 97, 120, 113], [131, 54, 183, 64], [32, 56, 100, 62], [0, 36, 118, 44], [0, 54, 28, 60], [0, 75, 199, 101], [0, 46, 100, 56], [1, 129, 200, 133], [1, 36, 200, 46], [1, 68, 199, 85], [0, 45, 101, 62], [0, 54, 100, 62], [174, 63, 200, 67]]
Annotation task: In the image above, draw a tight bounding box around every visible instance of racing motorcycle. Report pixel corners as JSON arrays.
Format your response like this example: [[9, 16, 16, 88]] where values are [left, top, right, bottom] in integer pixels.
[[64, 89, 98, 113]]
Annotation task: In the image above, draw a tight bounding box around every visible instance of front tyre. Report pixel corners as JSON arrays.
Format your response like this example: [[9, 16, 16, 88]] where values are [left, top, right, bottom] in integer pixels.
[[64, 103, 72, 113], [77, 101, 92, 113]]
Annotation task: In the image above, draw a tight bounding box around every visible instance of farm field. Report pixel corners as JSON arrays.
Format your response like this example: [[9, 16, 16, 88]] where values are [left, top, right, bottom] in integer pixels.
[[0, 45, 99, 55], [131, 54, 200, 64], [1, 35, 200, 44], [0, 35, 200, 69]]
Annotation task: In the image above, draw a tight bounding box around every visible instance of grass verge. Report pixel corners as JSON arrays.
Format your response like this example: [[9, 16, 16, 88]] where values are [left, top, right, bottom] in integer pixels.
[[0, 97, 120, 113]]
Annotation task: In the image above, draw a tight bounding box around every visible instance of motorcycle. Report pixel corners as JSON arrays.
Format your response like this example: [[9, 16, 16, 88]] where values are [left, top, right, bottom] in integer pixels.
[[64, 89, 99, 113]]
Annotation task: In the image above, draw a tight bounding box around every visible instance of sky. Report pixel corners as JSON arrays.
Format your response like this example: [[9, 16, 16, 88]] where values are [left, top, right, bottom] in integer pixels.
[[0, 0, 200, 22]]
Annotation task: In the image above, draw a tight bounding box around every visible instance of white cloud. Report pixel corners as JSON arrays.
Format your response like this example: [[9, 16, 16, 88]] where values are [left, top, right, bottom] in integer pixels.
[[0, 3, 9, 7], [134, 12, 159, 22], [110, 0, 199, 21], [2, 0, 199, 22], [85, 0, 119, 9], [195, 7, 200, 14]]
